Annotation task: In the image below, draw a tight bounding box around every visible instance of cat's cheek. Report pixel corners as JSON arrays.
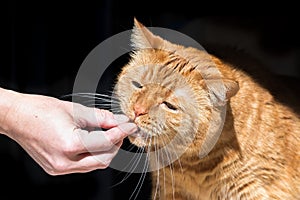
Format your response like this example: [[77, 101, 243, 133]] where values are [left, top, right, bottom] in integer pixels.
[[119, 102, 135, 120]]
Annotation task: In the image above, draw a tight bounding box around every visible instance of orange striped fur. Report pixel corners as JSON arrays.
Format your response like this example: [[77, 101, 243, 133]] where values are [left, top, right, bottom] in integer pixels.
[[115, 19, 300, 200]]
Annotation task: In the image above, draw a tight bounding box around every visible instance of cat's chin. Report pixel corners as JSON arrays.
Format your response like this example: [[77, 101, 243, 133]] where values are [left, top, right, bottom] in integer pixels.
[[128, 135, 148, 147], [128, 128, 150, 147]]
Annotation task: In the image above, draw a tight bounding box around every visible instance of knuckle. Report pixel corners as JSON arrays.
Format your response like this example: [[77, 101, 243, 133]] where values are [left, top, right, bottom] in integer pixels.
[[100, 160, 111, 169], [61, 140, 79, 155], [52, 161, 68, 172], [96, 109, 114, 122], [45, 160, 69, 176], [46, 169, 60, 176]]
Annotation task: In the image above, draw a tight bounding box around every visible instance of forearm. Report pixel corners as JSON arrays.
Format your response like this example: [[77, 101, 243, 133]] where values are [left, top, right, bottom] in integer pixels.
[[0, 87, 21, 135]]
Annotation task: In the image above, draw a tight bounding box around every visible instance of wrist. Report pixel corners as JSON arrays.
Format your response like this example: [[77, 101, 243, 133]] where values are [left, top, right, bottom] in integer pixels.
[[0, 87, 22, 135]]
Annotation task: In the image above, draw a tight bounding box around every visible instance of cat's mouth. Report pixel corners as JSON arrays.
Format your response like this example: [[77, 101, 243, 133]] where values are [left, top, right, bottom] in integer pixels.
[[129, 127, 151, 147]]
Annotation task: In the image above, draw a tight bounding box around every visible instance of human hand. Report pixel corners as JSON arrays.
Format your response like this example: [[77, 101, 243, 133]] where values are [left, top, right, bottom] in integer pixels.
[[0, 89, 137, 175]]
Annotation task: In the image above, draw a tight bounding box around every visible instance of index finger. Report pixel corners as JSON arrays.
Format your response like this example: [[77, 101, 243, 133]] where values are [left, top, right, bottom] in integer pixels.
[[74, 104, 130, 129], [75, 122, 137, 153], [94, 109, 130, 128]]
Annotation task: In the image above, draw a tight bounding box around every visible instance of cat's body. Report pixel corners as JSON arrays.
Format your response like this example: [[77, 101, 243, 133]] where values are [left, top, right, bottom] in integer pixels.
[[115, 19, 300, 199], [150, 54, 300, 200]]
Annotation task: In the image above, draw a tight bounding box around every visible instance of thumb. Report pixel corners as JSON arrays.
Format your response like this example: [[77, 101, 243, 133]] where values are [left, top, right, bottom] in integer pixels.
[[73, 104, 129, 129]]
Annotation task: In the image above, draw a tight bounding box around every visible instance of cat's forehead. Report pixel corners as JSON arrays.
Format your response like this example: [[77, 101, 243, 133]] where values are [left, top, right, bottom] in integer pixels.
[[129, 48, 218, 80], [130, 64, 181, 84]]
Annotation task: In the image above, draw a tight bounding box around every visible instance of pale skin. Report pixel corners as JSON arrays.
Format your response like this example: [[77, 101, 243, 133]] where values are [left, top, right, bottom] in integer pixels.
[[0, 87, 137, 175]]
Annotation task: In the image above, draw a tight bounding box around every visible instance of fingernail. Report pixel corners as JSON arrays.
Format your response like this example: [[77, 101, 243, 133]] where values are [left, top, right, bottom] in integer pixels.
[[113, 114, 129, 124], [118, 123, 138, 134]]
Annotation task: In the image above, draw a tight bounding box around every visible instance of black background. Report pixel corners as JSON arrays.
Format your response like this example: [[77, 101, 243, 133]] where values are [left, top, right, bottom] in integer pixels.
[[1, 1, 300, 199]]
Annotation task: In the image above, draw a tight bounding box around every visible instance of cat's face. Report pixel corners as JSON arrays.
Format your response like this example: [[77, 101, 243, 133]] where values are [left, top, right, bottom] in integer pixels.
[[114, 19, 238, 153], [115, 49, 209, 150]]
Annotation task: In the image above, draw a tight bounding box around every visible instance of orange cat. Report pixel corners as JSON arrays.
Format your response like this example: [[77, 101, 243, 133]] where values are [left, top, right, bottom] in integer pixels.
[[114, 19, 300, 200]]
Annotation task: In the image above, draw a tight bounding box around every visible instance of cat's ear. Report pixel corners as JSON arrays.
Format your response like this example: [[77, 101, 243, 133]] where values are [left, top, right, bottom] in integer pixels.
[[131, 18, 171, 50], [206, 79, 239, 106]]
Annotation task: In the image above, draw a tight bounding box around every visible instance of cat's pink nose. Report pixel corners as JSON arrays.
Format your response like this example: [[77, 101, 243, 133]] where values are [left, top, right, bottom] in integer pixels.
[[134, 104, 147, 117]]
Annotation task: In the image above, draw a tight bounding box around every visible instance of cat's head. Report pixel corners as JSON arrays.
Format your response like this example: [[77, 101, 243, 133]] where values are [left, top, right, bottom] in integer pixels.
[[115, 18, 239, 156]]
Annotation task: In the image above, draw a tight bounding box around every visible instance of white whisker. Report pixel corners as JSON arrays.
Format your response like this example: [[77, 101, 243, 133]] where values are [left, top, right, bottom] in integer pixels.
[[161, 130, 184, 200], [129, 153, 150, 200], [60, 92, 120, 102], [110, 147, 146, 188], [163, 129, 184, 174], [152, 136, 161, 200], [124, 146, 145, 174]]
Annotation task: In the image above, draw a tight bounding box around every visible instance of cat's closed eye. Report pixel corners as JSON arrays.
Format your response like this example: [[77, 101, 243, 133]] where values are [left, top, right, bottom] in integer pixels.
[[132, 80, 143, 89], [162, 101, 178, 111]]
